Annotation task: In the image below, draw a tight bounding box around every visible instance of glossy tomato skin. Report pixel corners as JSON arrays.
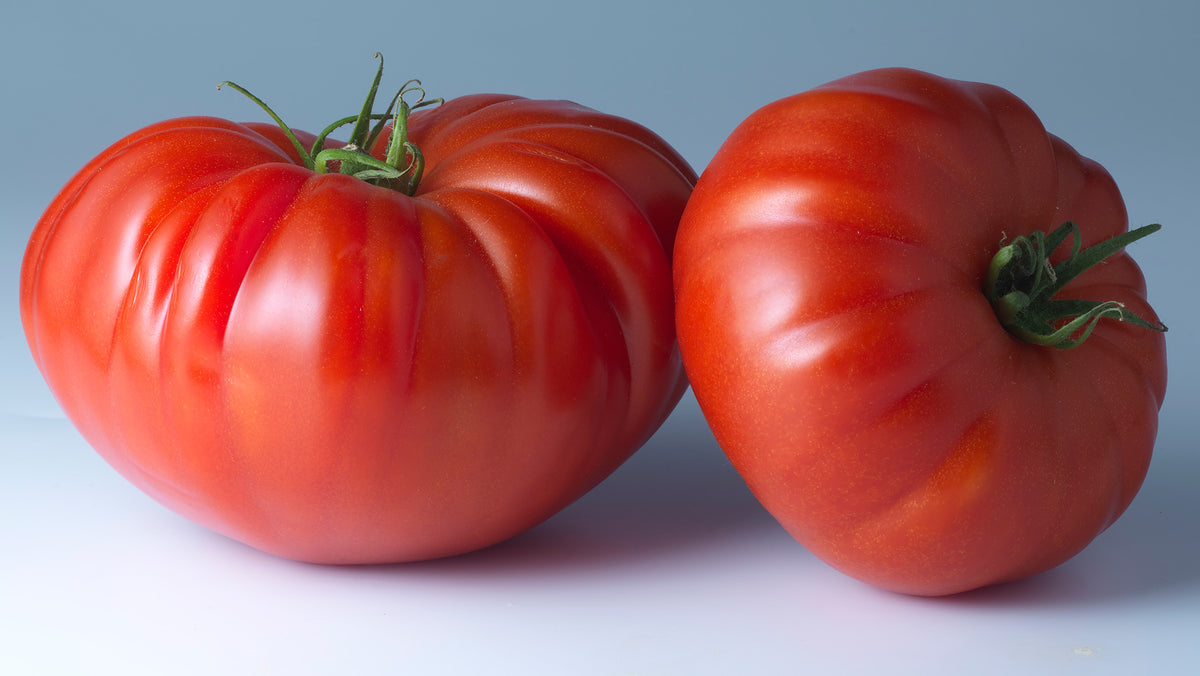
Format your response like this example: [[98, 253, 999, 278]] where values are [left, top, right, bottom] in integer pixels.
[[674, 68, 1167, 596], [21, 96, 695, 563]]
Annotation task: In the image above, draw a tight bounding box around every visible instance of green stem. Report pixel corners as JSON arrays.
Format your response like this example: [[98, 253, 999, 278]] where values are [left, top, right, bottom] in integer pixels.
[[346, 53, 388, 150], [312, 148, 406, 182], [220, 53, 441, 196], [217, 80, 313, 167], [986, 222, 1166, 349]]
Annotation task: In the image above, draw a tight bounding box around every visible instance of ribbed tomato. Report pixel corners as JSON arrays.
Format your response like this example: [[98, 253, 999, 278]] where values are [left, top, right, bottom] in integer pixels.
[[21, 60, 695, 563], [674, 68, 1167, 595]]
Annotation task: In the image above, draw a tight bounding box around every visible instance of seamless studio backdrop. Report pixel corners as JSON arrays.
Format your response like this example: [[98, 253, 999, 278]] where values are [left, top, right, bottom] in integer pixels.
[[2, 1, 1198, 674]]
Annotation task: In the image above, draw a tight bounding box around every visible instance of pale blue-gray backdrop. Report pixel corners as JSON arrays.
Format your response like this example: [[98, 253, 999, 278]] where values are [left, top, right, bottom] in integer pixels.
[[3, 1, 1197, 673]]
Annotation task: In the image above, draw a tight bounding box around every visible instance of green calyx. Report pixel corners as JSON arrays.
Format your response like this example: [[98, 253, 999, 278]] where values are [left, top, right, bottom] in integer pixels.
[[986, 221, 1167, 349], [218, 53, 442, 196]]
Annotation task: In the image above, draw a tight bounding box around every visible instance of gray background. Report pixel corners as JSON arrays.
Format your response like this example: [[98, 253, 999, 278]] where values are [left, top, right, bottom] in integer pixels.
[[3, 1, 1197, 673]]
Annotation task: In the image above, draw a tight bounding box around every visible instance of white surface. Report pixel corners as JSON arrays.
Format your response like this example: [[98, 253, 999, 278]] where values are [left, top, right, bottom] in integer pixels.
[[4, 0, 1199, 673], [3, 395, 1199, 674]]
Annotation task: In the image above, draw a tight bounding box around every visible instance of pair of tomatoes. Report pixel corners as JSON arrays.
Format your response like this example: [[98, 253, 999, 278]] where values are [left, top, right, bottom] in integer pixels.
[[20, 60, 1165, 596]]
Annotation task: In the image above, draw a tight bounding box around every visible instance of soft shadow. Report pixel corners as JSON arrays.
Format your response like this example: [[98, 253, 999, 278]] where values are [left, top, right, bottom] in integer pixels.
[[361, 406, 779, 579], [928, 441, 1200, 608]]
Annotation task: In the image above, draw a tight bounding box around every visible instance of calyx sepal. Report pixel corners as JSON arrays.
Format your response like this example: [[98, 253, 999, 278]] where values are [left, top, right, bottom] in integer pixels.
[[986, 222, 1166, 349], [219, 53, 441, 195]]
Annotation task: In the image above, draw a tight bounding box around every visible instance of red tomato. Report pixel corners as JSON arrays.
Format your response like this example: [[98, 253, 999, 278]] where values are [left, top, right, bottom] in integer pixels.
[[20, 64, 695, 564], [674, 68, 1167, 596]]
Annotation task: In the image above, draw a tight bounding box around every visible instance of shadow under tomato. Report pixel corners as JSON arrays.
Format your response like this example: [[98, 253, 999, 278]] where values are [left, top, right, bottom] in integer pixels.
[[395, 422, 778, 577], [182, 400, 783, 579], [288, 410, 1200, 604], [923, 440, 1200, 608]]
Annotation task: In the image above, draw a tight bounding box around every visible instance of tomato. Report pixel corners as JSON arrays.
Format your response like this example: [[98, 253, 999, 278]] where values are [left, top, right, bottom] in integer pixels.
[[20, 59, 696, 564], [674, 68, 1167, 596]]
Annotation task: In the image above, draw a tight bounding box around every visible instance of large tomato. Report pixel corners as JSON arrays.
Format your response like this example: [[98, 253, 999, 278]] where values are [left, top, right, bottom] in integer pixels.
[[674, 68, 1167, 596], [20, 59, 696, 564]]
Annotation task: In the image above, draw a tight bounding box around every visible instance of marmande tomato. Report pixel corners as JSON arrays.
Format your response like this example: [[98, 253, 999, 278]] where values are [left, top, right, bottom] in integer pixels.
[[674, 68, 1167, 596], [21, 59, 696, 563]]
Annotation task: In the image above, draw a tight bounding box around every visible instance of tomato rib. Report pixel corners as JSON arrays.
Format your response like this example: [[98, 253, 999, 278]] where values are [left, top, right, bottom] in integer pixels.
[[675, 67, 1165, 595], [22, 73, 695, 563]]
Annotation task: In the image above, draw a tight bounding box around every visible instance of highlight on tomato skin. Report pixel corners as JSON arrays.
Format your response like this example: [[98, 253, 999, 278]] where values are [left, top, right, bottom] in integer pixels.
[[19, 55, 698, 564], [672, 66, 1167, 596]]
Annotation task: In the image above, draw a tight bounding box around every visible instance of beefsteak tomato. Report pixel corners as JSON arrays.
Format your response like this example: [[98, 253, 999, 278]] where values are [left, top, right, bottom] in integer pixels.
[[674, 68, 1167, 596], [20, 58, 696, 564]]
